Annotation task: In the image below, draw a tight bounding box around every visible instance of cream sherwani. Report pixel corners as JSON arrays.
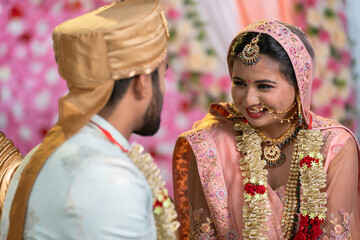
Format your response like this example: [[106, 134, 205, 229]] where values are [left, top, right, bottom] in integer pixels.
[[1, 115, 156, 239]]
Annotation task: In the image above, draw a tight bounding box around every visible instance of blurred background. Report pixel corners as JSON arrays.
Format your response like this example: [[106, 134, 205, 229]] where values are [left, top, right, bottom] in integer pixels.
[[1, 0, 359, 195]]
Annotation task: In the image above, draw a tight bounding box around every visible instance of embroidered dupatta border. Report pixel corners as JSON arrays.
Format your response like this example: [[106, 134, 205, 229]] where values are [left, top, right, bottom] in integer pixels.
[[184, 129, 238, 240]]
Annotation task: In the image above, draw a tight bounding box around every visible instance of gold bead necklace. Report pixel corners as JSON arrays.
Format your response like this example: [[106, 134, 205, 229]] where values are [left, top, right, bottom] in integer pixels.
[[280, 139, 301, 239]]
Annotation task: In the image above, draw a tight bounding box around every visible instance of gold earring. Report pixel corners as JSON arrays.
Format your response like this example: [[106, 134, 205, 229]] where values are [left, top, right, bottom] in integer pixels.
[[297, 95, 303, 126]]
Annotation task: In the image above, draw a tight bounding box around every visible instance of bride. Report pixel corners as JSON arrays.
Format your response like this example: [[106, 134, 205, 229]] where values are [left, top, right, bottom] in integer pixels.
[[173, 20, 360, 239]]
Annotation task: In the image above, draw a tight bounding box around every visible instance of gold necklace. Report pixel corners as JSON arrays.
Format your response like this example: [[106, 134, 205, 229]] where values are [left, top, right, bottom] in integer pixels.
[[280, 138, 301, 239], [257, 121, 300, 167]]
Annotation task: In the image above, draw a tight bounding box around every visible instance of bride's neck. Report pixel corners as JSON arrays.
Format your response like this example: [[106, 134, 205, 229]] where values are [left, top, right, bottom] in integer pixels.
[[256, 121, 294, 139]]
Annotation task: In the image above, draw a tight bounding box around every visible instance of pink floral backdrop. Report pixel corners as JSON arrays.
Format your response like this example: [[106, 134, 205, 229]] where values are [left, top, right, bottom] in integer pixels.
[[0, 0, 357, 195], [295, 0, 357, 129]]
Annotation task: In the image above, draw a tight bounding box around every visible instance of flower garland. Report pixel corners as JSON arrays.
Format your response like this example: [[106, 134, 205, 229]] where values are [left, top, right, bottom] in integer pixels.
[[128, 144, 180, 240], [234, 123, 270, 239], [235, 123, 327, 239], [294, 130, 327, 240]]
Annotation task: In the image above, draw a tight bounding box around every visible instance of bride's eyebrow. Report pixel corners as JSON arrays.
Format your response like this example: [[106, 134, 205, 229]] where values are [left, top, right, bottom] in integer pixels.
[[254, 79, 278, 84], [232, 76, 245, 81]]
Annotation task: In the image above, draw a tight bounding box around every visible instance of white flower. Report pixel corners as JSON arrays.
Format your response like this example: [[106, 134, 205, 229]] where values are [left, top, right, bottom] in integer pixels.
[[313, 83, 336, 108], [330, 27, 347, 49], [166, 0, 182, 9], [176, 19, 193, 41], [182, 54, 205, 72], [325, 0, 341, 10], [306, 8, 323, 28], [312, 38, 330, 67], [331, 105, 346, 121], [202, 56, 217, 72]]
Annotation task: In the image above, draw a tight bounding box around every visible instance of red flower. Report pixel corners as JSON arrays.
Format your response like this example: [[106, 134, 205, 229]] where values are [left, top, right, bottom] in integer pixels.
[[310, 225, 322, 238], [20, 33, 32, 42], [10, 4, 23, 19], [309, 217, 316, 225], [256, 185, 266, 194], [294, 232, 307, 240], [316, 217, 324, 225], [300, 156, 318, 168], [299, 215, 309, 226], [65, 1, 82, 10], [244, 183, 257, 196], [153, 200, 163, 208]]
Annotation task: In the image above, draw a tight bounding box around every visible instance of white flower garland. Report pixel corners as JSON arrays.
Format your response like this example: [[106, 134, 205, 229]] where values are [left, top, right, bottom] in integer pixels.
[[128, 144, 180, 240], [297, 129, 327, 220], [235, 123, 270, 240], [235, 123, 327, 239]]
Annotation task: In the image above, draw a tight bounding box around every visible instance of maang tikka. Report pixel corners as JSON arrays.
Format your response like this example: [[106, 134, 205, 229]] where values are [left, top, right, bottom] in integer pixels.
[[239, 33, 261, 66]]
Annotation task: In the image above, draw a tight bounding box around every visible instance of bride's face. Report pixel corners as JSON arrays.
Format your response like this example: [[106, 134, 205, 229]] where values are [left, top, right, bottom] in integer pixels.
[[231, 55, 297, 131]]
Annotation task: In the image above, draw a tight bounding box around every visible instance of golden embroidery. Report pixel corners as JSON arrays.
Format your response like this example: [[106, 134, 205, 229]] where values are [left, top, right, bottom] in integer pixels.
[[321, 208, 351, 240], [189, 204, 216, 240]]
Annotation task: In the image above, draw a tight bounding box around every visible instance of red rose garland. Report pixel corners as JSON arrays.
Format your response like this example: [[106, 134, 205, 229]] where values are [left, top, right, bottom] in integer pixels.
[[294, 152, 327, 240], [244, 183, 266, 196]]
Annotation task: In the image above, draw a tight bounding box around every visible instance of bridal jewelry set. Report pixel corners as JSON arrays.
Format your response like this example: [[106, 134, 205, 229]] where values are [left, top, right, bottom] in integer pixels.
[[230, 94, 302, 167]]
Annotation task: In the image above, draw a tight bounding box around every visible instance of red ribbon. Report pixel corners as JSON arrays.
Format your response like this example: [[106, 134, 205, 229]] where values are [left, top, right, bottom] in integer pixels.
[[90, 120, 128, 153]]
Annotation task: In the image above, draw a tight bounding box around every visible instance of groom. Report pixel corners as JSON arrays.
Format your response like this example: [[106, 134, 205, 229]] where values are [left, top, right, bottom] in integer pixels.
[[1, 0, 175, 239]]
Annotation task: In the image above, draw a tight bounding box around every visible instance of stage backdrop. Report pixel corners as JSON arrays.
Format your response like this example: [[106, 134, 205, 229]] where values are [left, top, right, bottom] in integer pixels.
[[0, 0, 357, 194]]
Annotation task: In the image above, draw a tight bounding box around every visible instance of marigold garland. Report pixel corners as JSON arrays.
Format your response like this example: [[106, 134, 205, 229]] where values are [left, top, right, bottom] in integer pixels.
[[235, 124, 327, 239], [128, 144, 180, 240]]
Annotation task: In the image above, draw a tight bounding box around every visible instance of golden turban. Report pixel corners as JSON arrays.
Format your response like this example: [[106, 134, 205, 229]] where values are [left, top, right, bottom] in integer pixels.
[[7, 0, 169, 238]]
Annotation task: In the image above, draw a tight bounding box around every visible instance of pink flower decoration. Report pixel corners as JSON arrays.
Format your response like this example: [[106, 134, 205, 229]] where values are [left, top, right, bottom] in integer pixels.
[[219, 76, 231, 93], [327, 58, 340, 73], [294, 12, 307, 32], [311, 77, 322, 92], [304, 0, 317, 7], [340, 50, 351, 67], [331, 98, 346, 107], [167, 8, 181, 20], [315, 105, 331, 118], [200, 73, 215, 90], [337, 11, 347, 30], [180, 72, 191, 80], [318, 29, 330, 43], [179, 44, 189, 57]]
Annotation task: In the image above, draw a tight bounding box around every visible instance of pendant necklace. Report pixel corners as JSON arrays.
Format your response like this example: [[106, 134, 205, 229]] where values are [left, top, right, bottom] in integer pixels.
[[257, 121, 300, 167]]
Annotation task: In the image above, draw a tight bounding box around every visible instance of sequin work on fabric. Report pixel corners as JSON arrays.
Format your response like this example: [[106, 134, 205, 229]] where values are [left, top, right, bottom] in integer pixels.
[[185, 129, 239, 240]]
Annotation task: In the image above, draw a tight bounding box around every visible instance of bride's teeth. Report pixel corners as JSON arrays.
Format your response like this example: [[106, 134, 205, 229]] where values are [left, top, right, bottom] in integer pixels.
[[249, 109, 262, 113]]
